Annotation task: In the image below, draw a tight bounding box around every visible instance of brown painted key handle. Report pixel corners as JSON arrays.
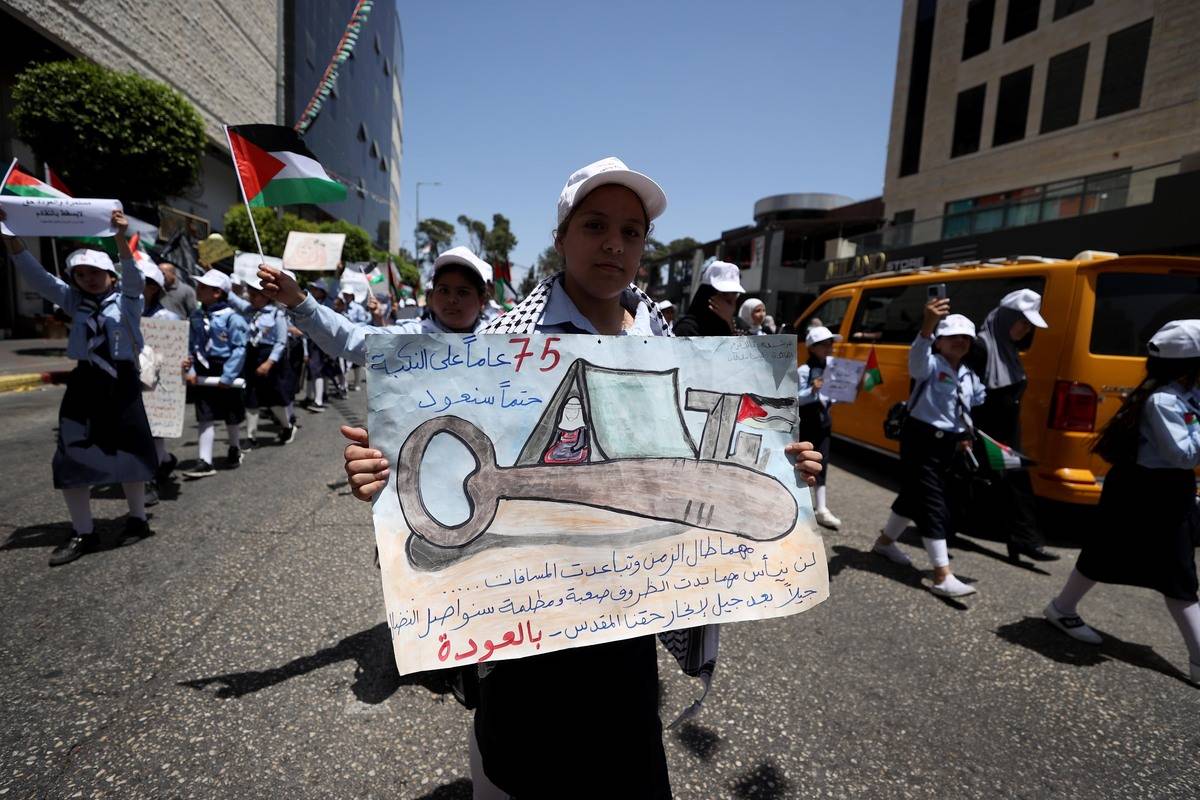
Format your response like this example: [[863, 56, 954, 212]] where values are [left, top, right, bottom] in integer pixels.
[[396, 416, 799, 549]]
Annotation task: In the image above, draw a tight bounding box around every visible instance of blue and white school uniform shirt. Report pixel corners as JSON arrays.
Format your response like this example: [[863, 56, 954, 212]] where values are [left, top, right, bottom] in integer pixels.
[[907, 334, 986, 433], [1137, 383, 1200, 470]]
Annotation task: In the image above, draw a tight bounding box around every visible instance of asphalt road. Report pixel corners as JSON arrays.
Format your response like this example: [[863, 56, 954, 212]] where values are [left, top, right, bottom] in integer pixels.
[[1, 385, 1197, 799]]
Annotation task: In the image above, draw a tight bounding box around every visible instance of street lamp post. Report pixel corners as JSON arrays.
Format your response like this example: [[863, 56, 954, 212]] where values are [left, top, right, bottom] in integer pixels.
[[415, 181, 442, 271]]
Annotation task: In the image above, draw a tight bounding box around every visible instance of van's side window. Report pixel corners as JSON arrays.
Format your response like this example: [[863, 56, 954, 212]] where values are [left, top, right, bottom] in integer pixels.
[[800, 295, 851, 332], [1091, 273, 1200, 356], [850, 276, 1046, 344]]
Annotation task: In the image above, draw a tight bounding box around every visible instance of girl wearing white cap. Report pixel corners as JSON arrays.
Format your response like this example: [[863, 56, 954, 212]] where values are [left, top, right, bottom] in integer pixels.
[[336, 157, 825, 797], [256, 245, 492, 363], [1044, 320, 1200, 684], [238, 275, 297, 447], [1, 209, 157, 565], [300, 278, 339, 412], [800, 325, 843, 529], [873, 297, 986, 598], [137, 258, 184, 505], [673, 260, 745, 336], [968, 289, 1058, 564]]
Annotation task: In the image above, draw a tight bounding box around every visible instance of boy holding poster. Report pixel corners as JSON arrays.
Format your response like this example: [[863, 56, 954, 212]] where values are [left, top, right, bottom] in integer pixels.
[[339, 158, 825, 797]]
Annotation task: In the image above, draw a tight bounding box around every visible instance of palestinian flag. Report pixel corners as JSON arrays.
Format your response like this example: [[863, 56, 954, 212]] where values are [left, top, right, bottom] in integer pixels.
[[736, 394, 797, 432], [225, 124, 347, 207], [2, 163, 70, 199], [493, 260, 518, 309], [979, 430, 1035, 471], [863, 346, 883, 392]]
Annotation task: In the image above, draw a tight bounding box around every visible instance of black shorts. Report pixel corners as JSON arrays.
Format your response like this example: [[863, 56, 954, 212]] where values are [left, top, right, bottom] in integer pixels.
[[194, 357, 245, 425]]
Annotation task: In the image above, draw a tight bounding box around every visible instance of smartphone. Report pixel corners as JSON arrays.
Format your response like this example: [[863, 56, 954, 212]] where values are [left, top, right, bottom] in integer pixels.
[[927, 283, 947, 300]]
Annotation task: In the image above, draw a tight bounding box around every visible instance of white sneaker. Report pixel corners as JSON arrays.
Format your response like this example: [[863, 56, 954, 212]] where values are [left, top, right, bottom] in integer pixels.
[[871, 539, 912, 566], [930, 574, 977, 598], [1043, 602, 1102, 645], [814, 508, 842, 530]]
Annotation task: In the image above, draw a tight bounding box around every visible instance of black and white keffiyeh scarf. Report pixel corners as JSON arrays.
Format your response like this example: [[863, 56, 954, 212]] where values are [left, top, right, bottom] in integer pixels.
[[482, 271, 716, 725]]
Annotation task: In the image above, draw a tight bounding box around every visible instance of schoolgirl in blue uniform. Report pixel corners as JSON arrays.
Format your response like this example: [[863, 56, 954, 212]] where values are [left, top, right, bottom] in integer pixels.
[[257, 246, 492, 363], [1, 209, 157, 566], [230, 275, 296, 446], [1045, 320, 1200, 685], [333, 157, 825, 798], [874, 299, 986, 598], [181, 270, 248, 479], [137, 258, 183, 504], [300, 278, 339, 412], [799, 324, 843, 529]]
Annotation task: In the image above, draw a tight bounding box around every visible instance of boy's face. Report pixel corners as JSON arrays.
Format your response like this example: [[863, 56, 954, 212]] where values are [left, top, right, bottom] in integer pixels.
[[197, 284, 223, 306], [72, 264, 115, 295], [428, 268, 486, 331]]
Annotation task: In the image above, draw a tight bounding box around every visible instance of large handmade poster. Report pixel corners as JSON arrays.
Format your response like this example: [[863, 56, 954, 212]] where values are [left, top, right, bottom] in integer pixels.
[[140, 318, 189, 438], [367, 333, 829, 676]]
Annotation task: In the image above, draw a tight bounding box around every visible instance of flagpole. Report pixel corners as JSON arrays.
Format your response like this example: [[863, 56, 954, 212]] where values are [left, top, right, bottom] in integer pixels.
[[222, 125, 267, 264], [39, 164, 63, 278]]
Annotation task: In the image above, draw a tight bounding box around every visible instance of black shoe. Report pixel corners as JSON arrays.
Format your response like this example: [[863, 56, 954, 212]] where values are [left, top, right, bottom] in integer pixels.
[[144, 481, 159, 507], [279, 425, 297, 444], [120, 517, 152, 545], [155, 453, 178, 481], [227, 446, 243, 468], [1008, 543, 1061, 564], [307, 403, 326, 414], [241, 438, 257, 452], [182, 460, 217, 479], [49, 533, 96, 566]]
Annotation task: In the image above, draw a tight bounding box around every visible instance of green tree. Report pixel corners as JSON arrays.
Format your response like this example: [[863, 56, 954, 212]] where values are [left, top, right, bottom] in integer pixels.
[[456, 215, 489, 255], [486, 213, 518, 265], [417, 218, 455, 262], [12, 60, 206, 203]]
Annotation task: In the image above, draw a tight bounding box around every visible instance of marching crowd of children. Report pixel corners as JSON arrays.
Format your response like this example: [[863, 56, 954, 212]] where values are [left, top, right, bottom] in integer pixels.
[[2, 149, 1198, 797]]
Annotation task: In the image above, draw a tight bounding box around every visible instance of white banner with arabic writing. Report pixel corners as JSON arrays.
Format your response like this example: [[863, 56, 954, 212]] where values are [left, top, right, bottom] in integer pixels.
[[366, 333, 829, 675]]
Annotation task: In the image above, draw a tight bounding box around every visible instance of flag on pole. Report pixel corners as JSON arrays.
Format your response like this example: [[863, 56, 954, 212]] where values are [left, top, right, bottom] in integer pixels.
[[44, 164, 73, 196], [2, 164, 70, 199], [225, 124, 347, 207], [492, 260, 518, 309], [978, 430, 1035, 471], [862, 346, 883, 392]]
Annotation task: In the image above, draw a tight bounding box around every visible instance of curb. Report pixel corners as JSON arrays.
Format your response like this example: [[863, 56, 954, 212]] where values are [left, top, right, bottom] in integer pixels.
[[0, 371, 70, 394]]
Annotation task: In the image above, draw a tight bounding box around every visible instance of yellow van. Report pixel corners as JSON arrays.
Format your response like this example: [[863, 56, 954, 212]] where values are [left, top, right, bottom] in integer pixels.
[[797, 253, 1200, 506]]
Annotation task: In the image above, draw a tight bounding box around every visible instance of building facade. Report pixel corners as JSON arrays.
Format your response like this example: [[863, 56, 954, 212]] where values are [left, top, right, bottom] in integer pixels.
[[286, 0, 404, 251], [809, 0, 1200, 286]]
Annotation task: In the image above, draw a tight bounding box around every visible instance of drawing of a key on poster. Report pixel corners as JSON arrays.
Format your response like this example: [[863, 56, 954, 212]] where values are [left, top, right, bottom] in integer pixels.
[[366, 333, 829, 675]]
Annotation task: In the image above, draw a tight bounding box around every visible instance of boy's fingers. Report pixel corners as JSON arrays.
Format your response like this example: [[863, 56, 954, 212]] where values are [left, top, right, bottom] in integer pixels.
[[341, 425, 370, 444]]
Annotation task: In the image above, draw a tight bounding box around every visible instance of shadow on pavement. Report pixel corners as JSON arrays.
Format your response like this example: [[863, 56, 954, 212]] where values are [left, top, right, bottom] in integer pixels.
[[674, 720, 722, 762], [1, 518, 154, 555], [179, 622, 456, 704], [828, 438, 902, 494], [996, 616, 1192, 685], [730, 759, 791, 799], [828, 544, 972, 611], [952, 535, 1052, 576], [412, 779, 472, 799]]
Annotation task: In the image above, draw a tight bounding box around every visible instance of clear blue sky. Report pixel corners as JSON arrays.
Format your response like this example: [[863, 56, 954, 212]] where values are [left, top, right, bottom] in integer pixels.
[[395, 0, 902, 279]]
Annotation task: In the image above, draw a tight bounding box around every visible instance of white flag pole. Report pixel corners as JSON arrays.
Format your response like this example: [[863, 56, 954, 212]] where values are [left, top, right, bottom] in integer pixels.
[[222, 125, 267, 264]]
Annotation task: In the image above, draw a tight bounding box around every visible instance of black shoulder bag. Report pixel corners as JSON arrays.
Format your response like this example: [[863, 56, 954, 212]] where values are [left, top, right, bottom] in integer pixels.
[[883, 378, 928, 440]]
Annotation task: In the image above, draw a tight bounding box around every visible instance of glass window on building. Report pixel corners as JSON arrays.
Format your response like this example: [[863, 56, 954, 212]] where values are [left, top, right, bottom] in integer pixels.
[[962, 0, 995, 60], [1004, 186, 1043, 227], [951, 84, 987, 158], [1082, 169, 1131, 214], [1040, 44, 1089, 134], [1004, 0, 1040, 42], [993, 66, 1034, 146], [1053, 0, 1093, 21], [1040, 177, 1085, 221], [1090, 273, 1200, 356], [899, 0, 938, 177], [1096, 19, 1153, 119]]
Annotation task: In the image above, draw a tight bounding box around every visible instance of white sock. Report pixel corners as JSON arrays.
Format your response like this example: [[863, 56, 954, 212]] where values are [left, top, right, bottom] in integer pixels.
[[122, 481, 146, 520], [922, 536, 950, 568], [198, 422, 216, 464], [872, 540, 912, 566], [1165, 598, 1200, 666], [882, 512, 910, 542], [245, 410, 259, 439], [153, 437, 169, 464], [62, 486, 94, 535], [226, 422, 242, 449], [314, 378, 325, 405], [814, 485, 828, 512], [1054, 568, 1096, 616]]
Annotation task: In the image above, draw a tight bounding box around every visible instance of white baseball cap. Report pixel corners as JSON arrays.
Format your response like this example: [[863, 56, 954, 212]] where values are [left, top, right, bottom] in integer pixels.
[[936, 313, 976, 339], [65, 249, 118, 276], [1148, 319, 1200, 359], [434, 246, 493, 284], [656, 300, 675, 312], [701, 260, 746, 294], [805, 325, 842, 347], [138, 260, 165, 288], [1000, 289, 1048, 328], [195, 269, 232, 294], [557, 156, 668, 226]]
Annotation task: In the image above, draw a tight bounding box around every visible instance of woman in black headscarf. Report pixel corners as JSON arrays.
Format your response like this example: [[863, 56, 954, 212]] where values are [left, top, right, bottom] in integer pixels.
[[969, 289, 1059, 564]]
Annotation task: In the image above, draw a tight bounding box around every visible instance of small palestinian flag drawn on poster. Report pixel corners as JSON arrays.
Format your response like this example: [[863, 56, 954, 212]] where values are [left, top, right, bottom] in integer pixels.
[[979, 430, 1035, 471], [862, 346, 883, 392], [736, 394, 797, 432]]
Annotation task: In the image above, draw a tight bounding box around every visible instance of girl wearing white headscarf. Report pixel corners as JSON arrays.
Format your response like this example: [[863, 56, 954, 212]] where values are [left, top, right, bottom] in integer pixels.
[[738, 297, 768, 335]]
